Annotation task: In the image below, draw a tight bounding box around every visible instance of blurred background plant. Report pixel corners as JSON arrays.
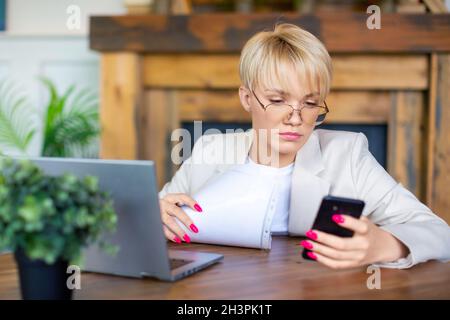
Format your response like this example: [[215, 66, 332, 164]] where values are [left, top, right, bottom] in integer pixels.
[[0, 78, 100, 158], [0, 157, 118, 265]]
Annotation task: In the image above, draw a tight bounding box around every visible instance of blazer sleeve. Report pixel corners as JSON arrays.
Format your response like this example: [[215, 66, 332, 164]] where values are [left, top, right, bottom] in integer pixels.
[[351, 132, 450, 269], [158, 160, 191, 199], [158, 135, 206, 199]]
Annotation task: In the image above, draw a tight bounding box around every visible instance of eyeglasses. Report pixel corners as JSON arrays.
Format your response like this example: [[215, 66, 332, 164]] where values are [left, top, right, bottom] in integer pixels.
[[252, 90, 329, 126]]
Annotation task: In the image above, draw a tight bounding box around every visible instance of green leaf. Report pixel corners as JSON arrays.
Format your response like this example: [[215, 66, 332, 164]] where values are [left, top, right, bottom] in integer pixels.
[[0, 80, 36, 154]]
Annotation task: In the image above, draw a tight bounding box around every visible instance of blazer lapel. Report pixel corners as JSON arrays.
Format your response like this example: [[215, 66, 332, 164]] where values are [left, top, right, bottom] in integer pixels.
[[288, 131, 331, 236]]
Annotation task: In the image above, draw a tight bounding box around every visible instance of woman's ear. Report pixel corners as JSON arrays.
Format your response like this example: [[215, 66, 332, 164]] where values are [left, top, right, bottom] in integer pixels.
[[239, 86, 252, 113]]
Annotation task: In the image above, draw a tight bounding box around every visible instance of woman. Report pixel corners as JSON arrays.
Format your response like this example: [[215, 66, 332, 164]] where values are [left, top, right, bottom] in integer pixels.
[[159, 23, 450, 269]]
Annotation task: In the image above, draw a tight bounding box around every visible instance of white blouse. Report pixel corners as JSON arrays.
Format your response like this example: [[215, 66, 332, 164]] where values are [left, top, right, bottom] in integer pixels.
[[246, 156, 294, 235]]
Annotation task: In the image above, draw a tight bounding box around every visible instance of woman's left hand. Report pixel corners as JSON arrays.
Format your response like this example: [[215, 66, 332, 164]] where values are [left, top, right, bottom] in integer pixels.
[[300, 214, 409, 269]]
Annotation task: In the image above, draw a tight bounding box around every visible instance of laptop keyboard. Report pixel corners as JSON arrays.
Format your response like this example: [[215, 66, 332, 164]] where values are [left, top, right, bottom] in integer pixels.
[[169, 258, 192, 269]]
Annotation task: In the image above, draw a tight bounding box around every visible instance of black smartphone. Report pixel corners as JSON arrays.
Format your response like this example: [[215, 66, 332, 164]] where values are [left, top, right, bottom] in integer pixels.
[[302, 195, 365, 260]]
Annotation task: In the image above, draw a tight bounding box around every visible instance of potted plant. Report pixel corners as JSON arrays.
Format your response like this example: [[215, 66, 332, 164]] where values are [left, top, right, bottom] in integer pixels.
[[0, 157, 118, 300]]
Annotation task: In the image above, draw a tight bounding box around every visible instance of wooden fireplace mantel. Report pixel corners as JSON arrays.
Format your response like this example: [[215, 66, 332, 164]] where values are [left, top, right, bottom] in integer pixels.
[[89, 13, 450, 223], [90, 13, 450, 53]]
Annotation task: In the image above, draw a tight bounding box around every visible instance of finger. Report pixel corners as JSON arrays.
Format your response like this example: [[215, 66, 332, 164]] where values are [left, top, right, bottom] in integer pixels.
[[309, 229, 368, 251], [307, 228, 353, 251], [332, 214, 369, 234], [300, 240, 361, 261], [308, 251, 359, 270], [177, 194, 203, 212], [162, 193, 180, 204], [166, 203, 199, 234], [164, 193, 203, 212], [163, 226, 182, 244], [162, 215, 191, 243]]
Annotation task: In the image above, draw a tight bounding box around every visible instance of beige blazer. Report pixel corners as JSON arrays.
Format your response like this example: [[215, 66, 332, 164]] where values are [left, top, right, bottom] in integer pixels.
[[160, 129, 450, 268]]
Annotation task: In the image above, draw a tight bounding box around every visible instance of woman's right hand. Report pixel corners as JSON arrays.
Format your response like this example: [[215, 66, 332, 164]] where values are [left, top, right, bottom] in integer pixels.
[[159, 193, 203, 244]]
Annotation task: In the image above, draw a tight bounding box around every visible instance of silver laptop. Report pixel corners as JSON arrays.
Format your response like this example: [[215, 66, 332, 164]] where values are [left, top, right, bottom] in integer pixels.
[[28, 157, 223, 281]]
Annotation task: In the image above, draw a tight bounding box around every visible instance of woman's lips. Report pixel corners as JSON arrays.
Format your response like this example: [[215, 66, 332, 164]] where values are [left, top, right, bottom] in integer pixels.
[[279, 132, 302, 141]]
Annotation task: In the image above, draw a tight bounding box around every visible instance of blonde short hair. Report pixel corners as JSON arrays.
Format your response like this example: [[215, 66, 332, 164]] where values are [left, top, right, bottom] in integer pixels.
[[239, 23, 332, 103]]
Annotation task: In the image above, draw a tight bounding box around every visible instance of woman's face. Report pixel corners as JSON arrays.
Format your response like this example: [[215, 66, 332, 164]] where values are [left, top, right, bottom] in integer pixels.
[[239, 71, 321, 166]]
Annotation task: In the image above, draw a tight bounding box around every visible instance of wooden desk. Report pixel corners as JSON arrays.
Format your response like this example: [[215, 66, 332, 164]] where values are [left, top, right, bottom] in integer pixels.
[[0, 237, 449, 299]]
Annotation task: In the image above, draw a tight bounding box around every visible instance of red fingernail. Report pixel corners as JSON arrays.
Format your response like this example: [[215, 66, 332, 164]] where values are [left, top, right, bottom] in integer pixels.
[[173, 236, 181, 244], [332, 214, 345, 224], [300, 240, 313, 250], [194, 204, 202, 212], [190, 223, 199, 233], [307, 251, 317, 260], [183, 234, 191, 243], [306, 230, 318, 240]]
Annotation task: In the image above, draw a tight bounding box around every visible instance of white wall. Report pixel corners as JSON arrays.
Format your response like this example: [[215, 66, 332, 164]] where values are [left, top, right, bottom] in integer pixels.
[[6, 0, 125, 35], [0, 0, 126, 156]]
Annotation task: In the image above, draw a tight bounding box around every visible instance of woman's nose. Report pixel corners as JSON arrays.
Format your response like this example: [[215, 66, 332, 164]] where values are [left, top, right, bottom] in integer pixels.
[[286, 109, 303, 126]]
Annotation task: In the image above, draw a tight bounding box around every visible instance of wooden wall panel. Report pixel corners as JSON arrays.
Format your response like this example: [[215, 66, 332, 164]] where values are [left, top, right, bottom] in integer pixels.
[[143, 54, 428, 90], [177, 89, 249, 122], [100, 53, 141, 160], [144, 54, 240, 88], [331, 55, 428, 90], [388, 91, 426, 200], [141, 89, 179, 189], [427, 54, 438, 207], [325, 91, 391, 123], [427, 54, 450, 223]]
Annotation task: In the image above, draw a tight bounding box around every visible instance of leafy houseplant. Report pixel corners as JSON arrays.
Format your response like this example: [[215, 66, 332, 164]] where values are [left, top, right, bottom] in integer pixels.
[[0, 158, 118, 300], [40, 78, 99, 158], [0, 78, 99, 157]]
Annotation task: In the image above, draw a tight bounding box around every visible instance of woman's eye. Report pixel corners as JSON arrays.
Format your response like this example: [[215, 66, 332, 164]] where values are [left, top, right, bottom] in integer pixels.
[[270, 100, 283, 104], [306, 102, 318, 107]]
